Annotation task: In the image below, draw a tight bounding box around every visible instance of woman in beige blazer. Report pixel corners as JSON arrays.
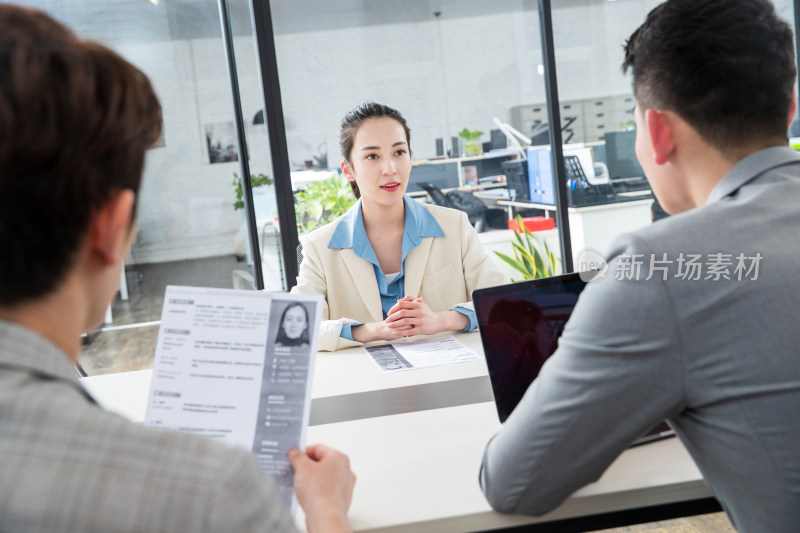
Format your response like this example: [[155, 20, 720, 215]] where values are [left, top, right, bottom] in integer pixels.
[[292, 103, 507, 351]]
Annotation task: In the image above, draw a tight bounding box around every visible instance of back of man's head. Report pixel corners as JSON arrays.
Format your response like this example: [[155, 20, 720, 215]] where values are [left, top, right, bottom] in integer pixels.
[[0, 5, 161, 307], [623, 0, 796, 156]]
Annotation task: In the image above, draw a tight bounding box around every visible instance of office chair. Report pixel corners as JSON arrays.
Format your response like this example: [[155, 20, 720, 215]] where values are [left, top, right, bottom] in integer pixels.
[[416, 182, 451, 208], [416, 182, 488, 233]]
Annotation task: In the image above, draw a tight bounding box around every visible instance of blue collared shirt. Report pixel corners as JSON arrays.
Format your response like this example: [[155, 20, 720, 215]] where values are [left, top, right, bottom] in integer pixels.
[[328, 195, 477, 340]]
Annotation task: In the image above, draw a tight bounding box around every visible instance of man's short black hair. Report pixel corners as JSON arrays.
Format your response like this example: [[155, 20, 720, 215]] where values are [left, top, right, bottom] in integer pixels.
[[0, 6, 162, 306], [623, 0, 796, 154]]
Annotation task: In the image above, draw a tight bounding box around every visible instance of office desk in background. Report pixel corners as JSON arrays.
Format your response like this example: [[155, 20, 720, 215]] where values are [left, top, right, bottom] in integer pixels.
[[81, 332, 713, 532], [409, 149, 518, 194], [494, 197, 654, 264]]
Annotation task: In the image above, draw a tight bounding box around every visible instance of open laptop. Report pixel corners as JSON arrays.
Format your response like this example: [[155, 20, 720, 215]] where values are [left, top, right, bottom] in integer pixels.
[[473, 272, 674, 446]]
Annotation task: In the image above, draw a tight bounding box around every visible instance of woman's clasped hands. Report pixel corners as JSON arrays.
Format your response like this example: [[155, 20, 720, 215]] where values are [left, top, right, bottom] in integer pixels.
[[385, 295, 469, 338], [351, 296, 469, 343]]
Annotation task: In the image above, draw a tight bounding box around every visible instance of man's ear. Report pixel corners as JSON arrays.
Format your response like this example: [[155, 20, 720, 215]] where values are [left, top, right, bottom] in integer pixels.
[[341, 160, 355, 183], [788, 88, 797, 129], [90, 190, 136, 266], [645, 108, 675, 166]]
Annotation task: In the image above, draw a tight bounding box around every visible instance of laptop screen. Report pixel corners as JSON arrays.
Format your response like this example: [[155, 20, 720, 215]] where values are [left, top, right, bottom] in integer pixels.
[[474, 273, 587, 423], [474, 273, 674, 445]]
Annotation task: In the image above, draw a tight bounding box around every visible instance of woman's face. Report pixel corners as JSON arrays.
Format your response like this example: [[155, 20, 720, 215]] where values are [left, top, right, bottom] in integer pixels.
[[282, 305, 307, 339], [342, 117, 411, 209]]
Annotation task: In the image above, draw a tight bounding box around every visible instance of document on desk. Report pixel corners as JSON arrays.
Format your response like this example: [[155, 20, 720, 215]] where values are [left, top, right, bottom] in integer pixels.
[[364, 335, 480, 372], [144, 286, 322, 513]]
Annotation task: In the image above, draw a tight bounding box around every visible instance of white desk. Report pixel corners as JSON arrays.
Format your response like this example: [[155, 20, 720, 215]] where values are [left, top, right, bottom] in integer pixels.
[[81, 332, 712, 532]]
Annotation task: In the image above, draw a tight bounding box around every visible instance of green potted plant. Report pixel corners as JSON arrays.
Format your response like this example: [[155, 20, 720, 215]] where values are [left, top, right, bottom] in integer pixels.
[[231, 172, 275, 261], [294, 172, 357, 233], [231, 172, 273, 211], [494, 215, 559, 281], [458, 127, 484, 157]]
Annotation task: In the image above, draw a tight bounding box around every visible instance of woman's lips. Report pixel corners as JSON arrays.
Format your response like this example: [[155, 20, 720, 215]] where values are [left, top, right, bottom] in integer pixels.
[[381, 182, 400, 191]]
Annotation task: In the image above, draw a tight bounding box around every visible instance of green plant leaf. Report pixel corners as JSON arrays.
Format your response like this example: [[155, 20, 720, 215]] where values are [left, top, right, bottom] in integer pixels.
[[512, 227, 527, 250], [516, 245, 534, 276], [543, 239, 558, 275], [532, 248, 546, 278], [231, 172, 272, 211], [494, 251, 532, 277], [293, 172, 357, 232], [458, 128, 484, 141], [496, 218, 560, 281], [309, 201, 323, 221], [515, 216, 535, 256]]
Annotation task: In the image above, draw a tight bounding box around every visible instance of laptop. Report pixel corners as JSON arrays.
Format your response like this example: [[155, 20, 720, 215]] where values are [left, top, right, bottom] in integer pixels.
[[473, 272, 673, 446]]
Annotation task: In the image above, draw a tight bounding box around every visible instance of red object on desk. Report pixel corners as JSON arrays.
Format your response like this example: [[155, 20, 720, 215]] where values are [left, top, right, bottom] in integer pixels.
[[508, 216, 555, 233]]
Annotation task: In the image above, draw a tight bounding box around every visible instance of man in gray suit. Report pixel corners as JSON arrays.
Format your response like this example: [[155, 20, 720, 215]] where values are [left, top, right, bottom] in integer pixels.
[[0, 5, 354, 532], [480, 0, 800, 531]]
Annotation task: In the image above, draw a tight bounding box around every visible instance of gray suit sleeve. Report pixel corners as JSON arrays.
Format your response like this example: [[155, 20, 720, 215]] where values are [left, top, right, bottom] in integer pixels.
[[479, 236, 687, 516]]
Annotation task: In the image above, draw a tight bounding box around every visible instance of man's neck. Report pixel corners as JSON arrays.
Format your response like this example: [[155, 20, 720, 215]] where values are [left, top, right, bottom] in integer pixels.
[[683, 152, 735, 208], [677, 135, 785, 210], [0, 284, 87, 364]]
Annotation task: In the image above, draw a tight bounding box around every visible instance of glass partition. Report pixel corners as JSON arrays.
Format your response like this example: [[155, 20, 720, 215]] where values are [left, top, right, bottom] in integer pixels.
[[16, 0, 282, 375], [270, 0, 564, 282], [24, 0, 798, 375], [550, 0, 797, 268]]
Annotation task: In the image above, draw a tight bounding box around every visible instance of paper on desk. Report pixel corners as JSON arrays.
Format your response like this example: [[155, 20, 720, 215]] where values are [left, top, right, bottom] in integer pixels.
[[364, 335, 480, 372], [145, 286, 322, 514]]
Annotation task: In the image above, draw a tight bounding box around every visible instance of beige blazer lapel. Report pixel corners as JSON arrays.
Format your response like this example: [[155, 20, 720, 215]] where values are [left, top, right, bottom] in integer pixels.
[[340, 249, 383, 322], [403, 237, 434, 298]]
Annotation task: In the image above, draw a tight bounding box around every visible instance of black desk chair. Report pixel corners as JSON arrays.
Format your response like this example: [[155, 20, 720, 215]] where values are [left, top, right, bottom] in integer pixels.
[[416, 182, 488, 233], [416, 182, 451, 209]]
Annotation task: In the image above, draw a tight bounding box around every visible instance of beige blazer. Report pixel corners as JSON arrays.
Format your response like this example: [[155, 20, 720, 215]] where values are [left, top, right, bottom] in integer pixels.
[[292, 202, 508, 351]]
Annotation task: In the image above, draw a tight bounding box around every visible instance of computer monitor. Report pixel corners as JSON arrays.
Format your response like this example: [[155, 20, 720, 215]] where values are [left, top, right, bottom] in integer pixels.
[[502, 160, 529, 201], [604, 130, 645, 180], [490, 129, 508, 150], [408, 161, 460, 193], [526, 147, 555, 205]]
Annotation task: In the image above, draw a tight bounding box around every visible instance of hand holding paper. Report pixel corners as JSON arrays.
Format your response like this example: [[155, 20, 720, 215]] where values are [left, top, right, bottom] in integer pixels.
[[290, 444, 355, 533]]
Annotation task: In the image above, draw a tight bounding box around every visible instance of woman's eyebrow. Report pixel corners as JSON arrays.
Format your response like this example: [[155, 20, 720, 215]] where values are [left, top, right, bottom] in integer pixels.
[[360, 141, 408, 151]]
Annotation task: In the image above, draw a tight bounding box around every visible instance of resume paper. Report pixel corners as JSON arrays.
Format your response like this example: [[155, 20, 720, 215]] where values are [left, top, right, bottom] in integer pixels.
[[364, 335, 480, 372], [145, 286, 322, 513]]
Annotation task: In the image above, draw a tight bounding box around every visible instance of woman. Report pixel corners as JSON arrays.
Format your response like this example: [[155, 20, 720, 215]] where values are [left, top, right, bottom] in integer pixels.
[[274, 302, 310, 347], [292, 102, 506, 351]]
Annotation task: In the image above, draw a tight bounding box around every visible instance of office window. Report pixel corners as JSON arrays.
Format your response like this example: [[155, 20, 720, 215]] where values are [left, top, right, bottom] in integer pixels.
[[14, 0, 283, 375], [550, 0, 797, 268], [270, 0, 565, 282], [545, 0, 661, 267]]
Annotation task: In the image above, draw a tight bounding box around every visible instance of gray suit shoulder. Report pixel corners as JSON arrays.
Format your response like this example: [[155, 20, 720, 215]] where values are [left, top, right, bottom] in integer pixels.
[[605, 200, 737, 259]]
